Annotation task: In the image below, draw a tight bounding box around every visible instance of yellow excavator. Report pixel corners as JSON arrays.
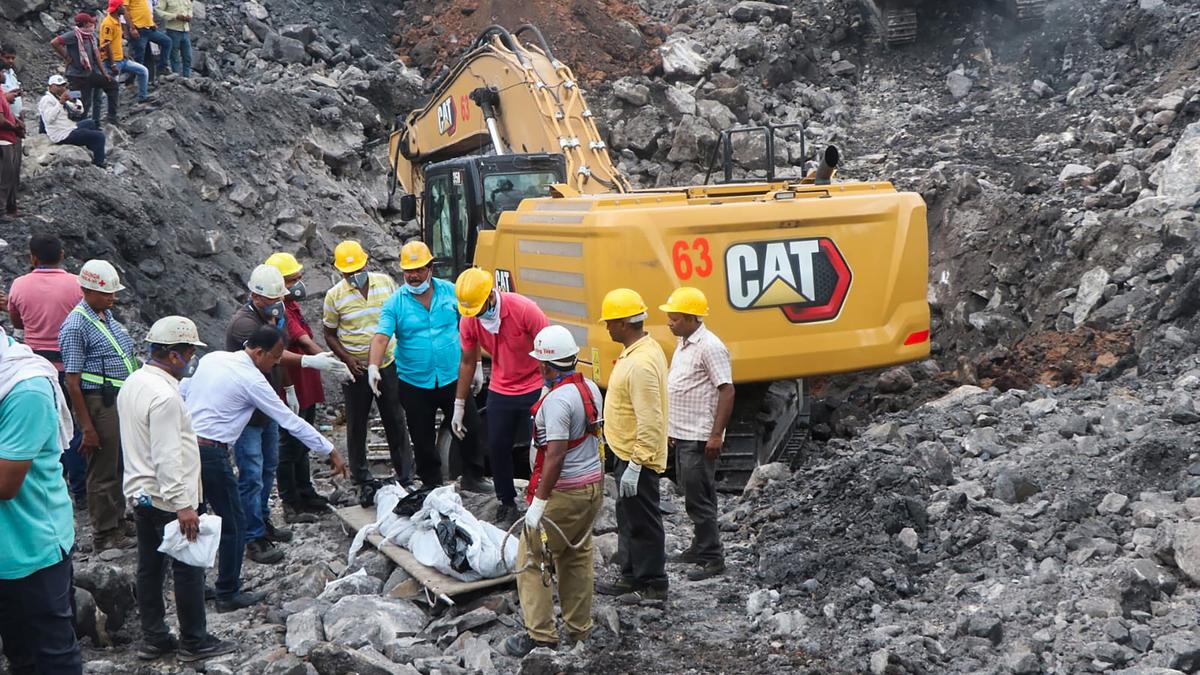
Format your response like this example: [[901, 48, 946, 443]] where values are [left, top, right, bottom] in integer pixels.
[[385, 25, 930, 489]]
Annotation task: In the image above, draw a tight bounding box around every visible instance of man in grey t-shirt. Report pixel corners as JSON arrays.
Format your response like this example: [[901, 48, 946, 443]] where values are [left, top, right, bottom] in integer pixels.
[[504, 326, 605, 657]]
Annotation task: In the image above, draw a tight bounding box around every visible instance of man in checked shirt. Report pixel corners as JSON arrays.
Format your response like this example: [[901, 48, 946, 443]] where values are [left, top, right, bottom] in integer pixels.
[[659, 287, 734, 581]]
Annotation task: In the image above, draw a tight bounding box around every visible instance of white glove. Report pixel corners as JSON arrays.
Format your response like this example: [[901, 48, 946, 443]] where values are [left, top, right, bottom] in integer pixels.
[[525, 497, 547, 531], [451, 399, 467, 440], [618, 461, 642, 498], [367, 364, 382, 397], [471, 362, 484, 395], [302, 351, 351, 379], [284, 385, 299, 414]]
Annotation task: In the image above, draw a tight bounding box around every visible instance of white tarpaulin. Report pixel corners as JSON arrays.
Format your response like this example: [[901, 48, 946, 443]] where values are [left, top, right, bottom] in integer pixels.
[[347, 485, 517, 582]]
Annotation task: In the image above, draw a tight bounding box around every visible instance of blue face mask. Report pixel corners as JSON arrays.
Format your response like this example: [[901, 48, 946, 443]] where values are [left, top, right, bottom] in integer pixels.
[[480, 300, 499, 321], [288, 281, 307, 301], [406, 279, 430, 294], [349, 271, 369, 289], [175, 351, 199, 378], [264, 301, 285, 320]]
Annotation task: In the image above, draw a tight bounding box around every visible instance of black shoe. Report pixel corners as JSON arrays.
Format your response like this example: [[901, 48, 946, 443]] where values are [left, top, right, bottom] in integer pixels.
[[214, 590, 266, 613], [246, 538, 284, 564], [460, 475, 495, 494], [686, 560, 726, 582], [204, 585, 216, 601], [670, 547, 703, 564], [503, 633, 557, 658], [282, 504, 318, 524], [495, 501, 518, 526], [136, 635, 178, 660], [595, 577, 637, 596], [178, 635, 237, 662], [264, 521, 293, 543], [618, 585, 669, 604], [300, 493, 330, 511]]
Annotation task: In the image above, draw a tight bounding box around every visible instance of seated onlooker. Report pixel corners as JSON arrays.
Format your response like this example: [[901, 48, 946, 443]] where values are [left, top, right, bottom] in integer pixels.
[[39, 75, 105, 167], [100, 0, 151, 103]]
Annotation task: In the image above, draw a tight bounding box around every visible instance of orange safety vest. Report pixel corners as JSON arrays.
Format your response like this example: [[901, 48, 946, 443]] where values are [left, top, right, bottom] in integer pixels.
[[526, 373, 601, 504]]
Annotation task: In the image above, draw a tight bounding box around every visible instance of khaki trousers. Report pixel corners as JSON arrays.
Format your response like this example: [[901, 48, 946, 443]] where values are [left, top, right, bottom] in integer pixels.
[[516, 482, 603, 644], [84, 392, 124, 535]]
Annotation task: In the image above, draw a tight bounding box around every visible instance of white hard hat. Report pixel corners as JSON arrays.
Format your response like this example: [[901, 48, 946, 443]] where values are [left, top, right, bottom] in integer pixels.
[[247, 264, 286, 299], [145, 316, 207, 347], [78, 259, 126, 293], [529, 325, 580, 363]]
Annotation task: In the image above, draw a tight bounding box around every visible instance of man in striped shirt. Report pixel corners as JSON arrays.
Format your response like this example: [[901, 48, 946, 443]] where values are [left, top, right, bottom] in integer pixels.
[[322, 240, 412, 488]]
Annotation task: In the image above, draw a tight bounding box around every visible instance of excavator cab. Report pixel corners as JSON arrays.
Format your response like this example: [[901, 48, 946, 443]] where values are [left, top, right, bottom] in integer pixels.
[[419, 153, 566, 280]]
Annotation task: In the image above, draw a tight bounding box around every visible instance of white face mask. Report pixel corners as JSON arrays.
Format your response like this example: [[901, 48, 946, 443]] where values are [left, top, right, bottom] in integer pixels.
[[478, 291, 501, 335]]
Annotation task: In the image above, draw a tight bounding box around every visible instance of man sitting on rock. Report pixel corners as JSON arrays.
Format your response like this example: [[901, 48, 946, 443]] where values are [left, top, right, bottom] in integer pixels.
[[39, 74, 106, 167]]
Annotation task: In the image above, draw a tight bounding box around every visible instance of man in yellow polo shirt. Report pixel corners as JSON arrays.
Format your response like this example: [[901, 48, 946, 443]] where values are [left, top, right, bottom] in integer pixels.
[[322, 240, 413, 489], [594, 288, 669, 601], [99, 0, 150, 102], [125, 0, 173, 82]]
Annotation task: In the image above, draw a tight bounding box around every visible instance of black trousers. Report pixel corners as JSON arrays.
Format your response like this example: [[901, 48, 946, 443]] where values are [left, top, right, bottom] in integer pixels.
[[344, 362, 413, 485], [0, 554, 82, 674], [674, 439, 724, 563], [396, 379, 484, 487], [134, 505, 207, 649], [67, 73, 118, 125], [277, 405, 320, 504], [486, 389, 540, 505], [613, 458, 668, 590]]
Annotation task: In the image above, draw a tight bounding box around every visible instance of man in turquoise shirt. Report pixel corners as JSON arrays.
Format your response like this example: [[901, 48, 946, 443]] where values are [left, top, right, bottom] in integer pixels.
[[368, 241, 486, 490], [0, 329, 82, 674]]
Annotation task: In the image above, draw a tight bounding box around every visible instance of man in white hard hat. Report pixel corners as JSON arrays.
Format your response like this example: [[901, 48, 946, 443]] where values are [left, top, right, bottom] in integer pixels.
[[58, 259, 138, 551], [504, 325, 605, 657], [224, 264, 349, 565], [118, 316, 236, 662], [186, 325, 347, 612]]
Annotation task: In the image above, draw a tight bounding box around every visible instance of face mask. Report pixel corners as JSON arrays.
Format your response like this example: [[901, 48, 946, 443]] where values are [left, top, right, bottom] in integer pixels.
[[288, 281, 307, 301], [349, 271, 369, 289], [406, 279, 430, 294], [264, 301, 285, 319], [480, 297, 499, 320], [172, 350, 199, 378]]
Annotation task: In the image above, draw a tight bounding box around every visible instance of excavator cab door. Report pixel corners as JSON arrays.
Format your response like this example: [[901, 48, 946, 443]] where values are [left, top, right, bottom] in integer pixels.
[[424, 169, 473, 280]]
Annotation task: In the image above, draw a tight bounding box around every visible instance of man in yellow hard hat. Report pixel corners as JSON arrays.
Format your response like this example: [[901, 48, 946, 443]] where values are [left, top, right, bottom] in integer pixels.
[[264, 252, 331, 521], [369, 241, 487, 490], [322, 240, 413, 489], [660, 287, 734, 582], [454, 267, 548, 525], [594, 288, 669, 601]]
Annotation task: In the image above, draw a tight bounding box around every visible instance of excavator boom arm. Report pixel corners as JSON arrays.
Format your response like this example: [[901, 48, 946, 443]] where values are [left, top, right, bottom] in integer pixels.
[[389, 25, 629, 199]]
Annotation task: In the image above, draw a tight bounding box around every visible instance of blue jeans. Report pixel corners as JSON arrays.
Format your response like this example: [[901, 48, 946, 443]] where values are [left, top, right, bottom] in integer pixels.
[[132, 28, 173, 79], [0, 555, 82, 674], [233, 422, 279, 542], [167, 29, 192, 77], [199, 441, 244, 601], [487, 389, 541, 505], [61, 120, 107, 167], [113, 59, 150, 100]]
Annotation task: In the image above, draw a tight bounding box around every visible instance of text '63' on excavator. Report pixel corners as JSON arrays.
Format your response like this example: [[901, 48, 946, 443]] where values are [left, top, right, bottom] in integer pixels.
[[385, 24, 930, 490]]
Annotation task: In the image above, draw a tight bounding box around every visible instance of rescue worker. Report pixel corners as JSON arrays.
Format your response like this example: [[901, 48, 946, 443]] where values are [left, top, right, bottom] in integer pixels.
[[265, 252, 330, 521], [58, 259, 138, 551], [118, 316, 236, 662], [368, 242, 487, 491], [660, 287, 734, 581], [186, 325, 347, 612], [225, 265, 349, 564], [594, 288, 669, 600], [505, 326, 604, 657], [453, 267, 548, 524], [321, 240, 413, 488]]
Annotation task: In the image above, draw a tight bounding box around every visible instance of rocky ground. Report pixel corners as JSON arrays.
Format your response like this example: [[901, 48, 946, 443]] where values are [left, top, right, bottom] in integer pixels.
[[4, 0, 1200, 672]]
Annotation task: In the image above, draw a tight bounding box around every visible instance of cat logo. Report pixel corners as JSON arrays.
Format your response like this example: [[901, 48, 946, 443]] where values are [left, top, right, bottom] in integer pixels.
[[436, 96, 457, 135], [724, 237, 852, 324]]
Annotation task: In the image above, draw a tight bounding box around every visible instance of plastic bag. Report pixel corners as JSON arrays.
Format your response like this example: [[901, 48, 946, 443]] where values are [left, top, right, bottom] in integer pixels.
[[157, 514, 222, 568]]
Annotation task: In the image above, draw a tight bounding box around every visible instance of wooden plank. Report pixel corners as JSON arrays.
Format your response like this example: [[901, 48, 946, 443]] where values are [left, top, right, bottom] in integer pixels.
[[336, 505, 516, 602]]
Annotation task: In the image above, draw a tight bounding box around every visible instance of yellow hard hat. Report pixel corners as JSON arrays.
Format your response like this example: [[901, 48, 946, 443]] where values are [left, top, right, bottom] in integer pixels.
[[455, 267, 494, 317], [399, 241, 434, 270], [264, 252, 303, 277], [659, 286, 709, 317], [334, 240, 368, 273], [600, 288, 647, 322]]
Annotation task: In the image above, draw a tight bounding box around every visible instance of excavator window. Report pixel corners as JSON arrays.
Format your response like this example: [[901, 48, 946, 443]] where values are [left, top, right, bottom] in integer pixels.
[[482, 171, 559, 228], [426, 174, 470, 279]]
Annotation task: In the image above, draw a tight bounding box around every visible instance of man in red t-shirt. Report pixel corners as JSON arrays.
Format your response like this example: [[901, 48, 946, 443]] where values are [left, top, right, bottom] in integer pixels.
[[454, 268, 548, 525], [6, 234, 86, 498], [265, 253, 330, 521]]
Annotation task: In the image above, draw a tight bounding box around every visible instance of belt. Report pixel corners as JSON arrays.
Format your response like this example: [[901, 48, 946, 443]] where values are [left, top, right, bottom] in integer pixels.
[[197, 437, 229, 449], [33, 349, 63, 364]]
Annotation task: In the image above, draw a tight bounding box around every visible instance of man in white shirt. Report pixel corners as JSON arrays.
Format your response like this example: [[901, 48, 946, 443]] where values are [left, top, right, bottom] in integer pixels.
[[184, 325, 346, 612], [38, 75, 106, 167], [118, 316, 236, 662]]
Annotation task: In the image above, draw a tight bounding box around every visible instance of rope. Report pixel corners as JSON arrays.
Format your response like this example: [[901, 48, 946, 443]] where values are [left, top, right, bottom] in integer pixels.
[[500, 515, 592, 587]]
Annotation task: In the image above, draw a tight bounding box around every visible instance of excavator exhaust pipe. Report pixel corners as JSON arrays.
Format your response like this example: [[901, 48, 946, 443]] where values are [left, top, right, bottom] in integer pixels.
[[815, 145, 839, 185]]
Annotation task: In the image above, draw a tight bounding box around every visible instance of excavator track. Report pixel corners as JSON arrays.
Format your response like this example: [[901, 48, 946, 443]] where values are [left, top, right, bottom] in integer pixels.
[[882, 6, 918, 47]]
